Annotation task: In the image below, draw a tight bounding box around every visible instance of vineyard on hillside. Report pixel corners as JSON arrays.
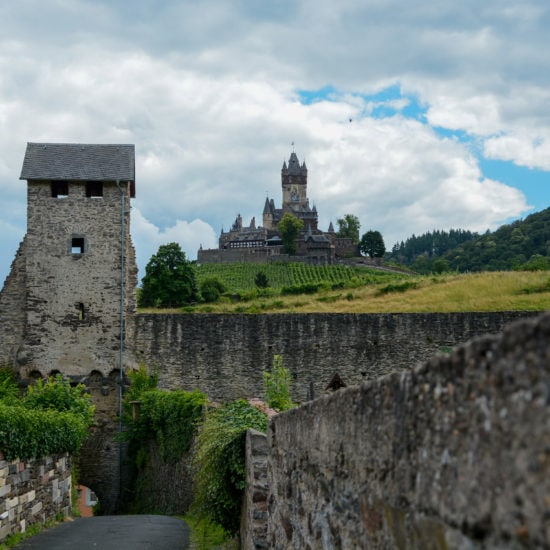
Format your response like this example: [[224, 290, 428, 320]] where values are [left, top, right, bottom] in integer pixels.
[[195, 262, 399, 293]]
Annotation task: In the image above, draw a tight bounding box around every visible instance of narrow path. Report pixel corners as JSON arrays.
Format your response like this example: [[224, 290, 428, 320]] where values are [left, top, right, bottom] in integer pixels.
[[14, 515, 190, 549]]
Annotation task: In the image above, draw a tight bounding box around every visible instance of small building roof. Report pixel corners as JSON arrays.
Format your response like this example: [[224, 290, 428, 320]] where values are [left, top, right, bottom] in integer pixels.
[[20, 143, 135, 192]]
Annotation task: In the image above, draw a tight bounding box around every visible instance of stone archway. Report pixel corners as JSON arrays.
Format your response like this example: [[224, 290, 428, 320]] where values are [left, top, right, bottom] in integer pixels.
[[77, 369, 125, 514]]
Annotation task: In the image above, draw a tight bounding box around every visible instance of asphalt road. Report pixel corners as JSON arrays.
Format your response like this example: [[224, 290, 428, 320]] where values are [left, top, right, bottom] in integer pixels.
[[14, 515, 190, 549]]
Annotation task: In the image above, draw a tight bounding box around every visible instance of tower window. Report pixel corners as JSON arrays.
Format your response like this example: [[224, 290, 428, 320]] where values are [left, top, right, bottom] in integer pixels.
[[71, 237, 85, 254], [86, 182, 103, 198], [51, 181, 69, 198], [77, 303, 86, 321]]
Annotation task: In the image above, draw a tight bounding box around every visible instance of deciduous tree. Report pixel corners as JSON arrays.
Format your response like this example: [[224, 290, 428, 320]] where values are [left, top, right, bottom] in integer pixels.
[[360, 230, 386, 258], [337, 214, 361, 243], [139, 242, 198, 308], [278, 214, 304, 255]]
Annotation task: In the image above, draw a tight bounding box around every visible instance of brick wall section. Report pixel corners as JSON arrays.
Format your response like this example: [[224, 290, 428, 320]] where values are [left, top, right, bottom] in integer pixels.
[[265, 311, 550, 548], [132, 311, 537, 404], [0, 452, 71, 543], [0, 238, 27, 367], [240, 429, 269, 550]]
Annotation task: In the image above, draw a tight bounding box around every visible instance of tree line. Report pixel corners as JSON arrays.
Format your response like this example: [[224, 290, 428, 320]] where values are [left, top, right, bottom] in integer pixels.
[[386, 206, 550, 273]]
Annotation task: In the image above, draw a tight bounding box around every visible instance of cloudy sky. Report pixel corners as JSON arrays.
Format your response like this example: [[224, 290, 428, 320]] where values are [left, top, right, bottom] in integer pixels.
[[1, 0, 549, 285]]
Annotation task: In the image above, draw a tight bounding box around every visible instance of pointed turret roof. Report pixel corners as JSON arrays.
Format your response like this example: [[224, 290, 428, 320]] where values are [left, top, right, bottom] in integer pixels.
[[287, 152, 301, 175]]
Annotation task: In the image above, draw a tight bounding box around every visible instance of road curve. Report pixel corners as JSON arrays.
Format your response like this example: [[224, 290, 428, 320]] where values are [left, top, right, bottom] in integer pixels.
[[14, 515, 190, 550]]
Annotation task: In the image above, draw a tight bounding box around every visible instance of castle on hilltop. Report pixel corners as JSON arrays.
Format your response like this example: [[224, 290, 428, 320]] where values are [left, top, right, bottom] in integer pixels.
[[197, 151, 358, 264]]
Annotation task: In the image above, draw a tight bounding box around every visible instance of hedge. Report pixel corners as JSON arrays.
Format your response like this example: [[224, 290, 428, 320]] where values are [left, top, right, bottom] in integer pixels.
[[0, 403, 89, 461]]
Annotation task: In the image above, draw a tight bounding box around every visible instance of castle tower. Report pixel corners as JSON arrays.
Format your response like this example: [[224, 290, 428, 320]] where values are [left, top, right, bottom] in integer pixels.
[[282, 152, 308, 212], [0, 143, 139, 513], [13, 143, 138, 379]]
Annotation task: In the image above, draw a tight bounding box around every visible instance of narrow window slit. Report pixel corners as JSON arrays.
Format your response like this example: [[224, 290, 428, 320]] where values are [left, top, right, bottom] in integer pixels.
[[78, 303, 86, 321], [72, 237, 85, 254]]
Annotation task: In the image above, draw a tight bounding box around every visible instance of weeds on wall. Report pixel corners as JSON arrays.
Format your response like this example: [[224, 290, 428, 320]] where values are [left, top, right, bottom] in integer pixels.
[[263, 355, 295, 412]]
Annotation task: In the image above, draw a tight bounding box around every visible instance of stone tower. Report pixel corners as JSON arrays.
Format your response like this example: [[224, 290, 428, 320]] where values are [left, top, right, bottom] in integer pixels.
[[281, 151, 308, 211], [0, 143, 139, 513], [3, 143, 138, 380]]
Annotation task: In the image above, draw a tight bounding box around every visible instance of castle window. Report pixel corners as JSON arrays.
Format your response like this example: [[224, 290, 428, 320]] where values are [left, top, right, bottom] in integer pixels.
[[71, 237, 85, 254], [51, 180, 69, 198], [86, 182, 103, 198]]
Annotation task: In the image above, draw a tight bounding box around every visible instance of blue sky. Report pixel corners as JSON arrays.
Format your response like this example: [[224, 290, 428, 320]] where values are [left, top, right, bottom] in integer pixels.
[[301, 84, 548, 213], [0, 0, 549, 285]]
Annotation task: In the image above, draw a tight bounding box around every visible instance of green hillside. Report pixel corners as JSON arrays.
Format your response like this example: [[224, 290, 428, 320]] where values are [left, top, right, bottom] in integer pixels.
[[387, 207, 550, 273]]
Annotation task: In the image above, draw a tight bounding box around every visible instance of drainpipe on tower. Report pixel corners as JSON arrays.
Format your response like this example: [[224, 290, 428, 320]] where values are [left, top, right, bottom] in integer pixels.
[[116, 179, 125, 506]]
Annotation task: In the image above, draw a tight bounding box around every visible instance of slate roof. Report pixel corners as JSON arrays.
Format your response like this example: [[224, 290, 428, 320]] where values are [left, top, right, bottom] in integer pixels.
[[20, 143, 135, 183], [282, 152, 307, 176]]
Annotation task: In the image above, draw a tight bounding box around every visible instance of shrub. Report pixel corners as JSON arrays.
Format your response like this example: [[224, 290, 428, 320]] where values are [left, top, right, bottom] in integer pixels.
[[22, 374, 95, 426], [200, 277, 227, 303], [192, 400, 268, 534], [254, 271, 269, 289], [0, 367, 19, 404], [126, 389, 206, 463], [0, 403, 89, 460], [263, 355, 295, 412], [377, 281, 418, 295], [281, 282, 322, 295], [520, 254, 550, 271]]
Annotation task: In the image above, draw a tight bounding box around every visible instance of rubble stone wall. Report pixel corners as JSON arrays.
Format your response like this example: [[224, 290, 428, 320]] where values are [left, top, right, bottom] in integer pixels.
[[132, 311, 537, 403], [265, 311, 550, 549]]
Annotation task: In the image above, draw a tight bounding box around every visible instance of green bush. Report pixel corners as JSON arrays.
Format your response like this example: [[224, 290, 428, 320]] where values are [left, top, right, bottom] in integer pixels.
[[200, 277, 227, 303], [281, 282, 322, 295], [254, 271, 269, 289], [377, 281, 419, 295], [0, 403, 89, 460], [263, 355, 295, 411], [520, 254, 550, 271], [22, 374, 95, 426], [126, 389, 206, 463], [192, 400, 268, 534], [0, 373, 95, 460], [0, 367, 19, 404]]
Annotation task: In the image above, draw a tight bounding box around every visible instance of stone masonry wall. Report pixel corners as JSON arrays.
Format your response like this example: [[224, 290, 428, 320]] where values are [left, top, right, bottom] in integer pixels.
[[240, 429, 269, 549], [132, 311, 537, 403], [0, 238, 27, 368], [17, 180, 137, 378], [0, 452, 72, 543], [266, 311, 550, 549]]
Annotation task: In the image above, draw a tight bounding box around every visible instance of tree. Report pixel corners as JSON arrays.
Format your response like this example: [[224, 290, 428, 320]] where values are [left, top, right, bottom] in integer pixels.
[[337, 214, 361, 244], [200, 277, 226, 302], [255, 271, 269, 288], [139, 242, 198, 308], [360, 230, 386, 258], [278, 214, 304, 255]]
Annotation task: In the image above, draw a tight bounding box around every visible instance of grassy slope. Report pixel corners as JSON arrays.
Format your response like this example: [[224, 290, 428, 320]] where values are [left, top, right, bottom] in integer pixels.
[[139, 270, 550, 314]]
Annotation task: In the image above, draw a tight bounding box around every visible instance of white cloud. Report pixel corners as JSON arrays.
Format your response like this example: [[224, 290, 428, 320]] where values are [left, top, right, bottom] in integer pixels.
[[131, 208, 217, 279], [0, 0, 548, 284]]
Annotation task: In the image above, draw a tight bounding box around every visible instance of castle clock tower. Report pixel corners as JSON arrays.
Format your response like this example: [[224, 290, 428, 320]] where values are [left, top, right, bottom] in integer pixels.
[[282, 151, 308, 213]]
